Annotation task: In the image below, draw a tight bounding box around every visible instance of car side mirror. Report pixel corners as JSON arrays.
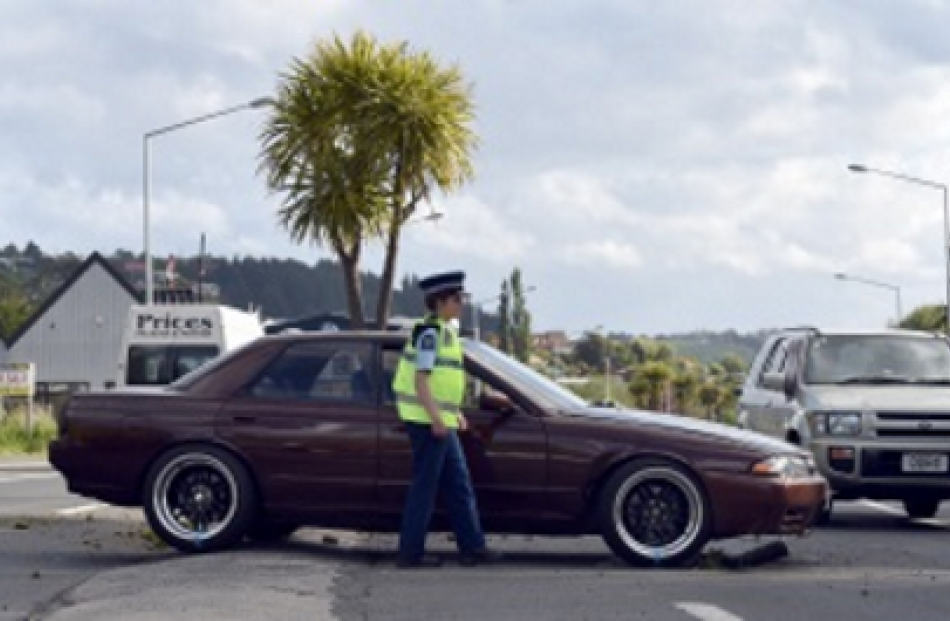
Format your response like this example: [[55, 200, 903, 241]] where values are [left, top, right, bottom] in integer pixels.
[[480, 392, 514, 414]]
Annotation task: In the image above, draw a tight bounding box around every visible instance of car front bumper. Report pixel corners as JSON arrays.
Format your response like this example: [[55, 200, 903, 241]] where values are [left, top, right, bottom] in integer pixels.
[[704, 471, 828, 539], [809, 438, 950, 500]]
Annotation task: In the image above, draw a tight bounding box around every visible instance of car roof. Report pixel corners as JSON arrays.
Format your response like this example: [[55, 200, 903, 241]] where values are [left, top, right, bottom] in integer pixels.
[[258, 330, 407, 344], [779, 327, 943, 339]]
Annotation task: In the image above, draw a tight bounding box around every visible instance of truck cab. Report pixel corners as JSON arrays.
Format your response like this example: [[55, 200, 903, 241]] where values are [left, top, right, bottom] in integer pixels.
[[116, 305, 263, 388]]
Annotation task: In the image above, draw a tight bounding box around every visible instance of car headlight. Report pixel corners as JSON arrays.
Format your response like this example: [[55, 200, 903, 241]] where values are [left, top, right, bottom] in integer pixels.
[[751, 454, 812, 478], [808, 411, 863, 437]]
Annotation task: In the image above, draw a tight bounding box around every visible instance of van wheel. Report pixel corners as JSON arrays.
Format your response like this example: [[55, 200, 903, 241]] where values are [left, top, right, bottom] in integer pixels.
[[904, 498, 941, 519], [598, 459, 711, 567], [143, 445, 257, 553]]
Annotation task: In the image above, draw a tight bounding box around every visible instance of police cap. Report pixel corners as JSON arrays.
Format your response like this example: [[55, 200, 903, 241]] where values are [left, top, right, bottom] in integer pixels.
[[418, 270, 466, 296]]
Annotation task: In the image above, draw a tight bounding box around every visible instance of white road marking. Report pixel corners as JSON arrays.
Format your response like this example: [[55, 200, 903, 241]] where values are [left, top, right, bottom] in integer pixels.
[[676, 602, 744, 621], [0, 472, 59, 484], [859, 500, 950, 528], [56, 503, 105, 516]]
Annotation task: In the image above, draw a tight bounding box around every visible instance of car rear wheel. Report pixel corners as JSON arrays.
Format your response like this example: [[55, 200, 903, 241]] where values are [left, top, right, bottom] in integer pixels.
[[143, 445, 257, 553], [903, 498, 941, 519], [598, 459, 712, 567]]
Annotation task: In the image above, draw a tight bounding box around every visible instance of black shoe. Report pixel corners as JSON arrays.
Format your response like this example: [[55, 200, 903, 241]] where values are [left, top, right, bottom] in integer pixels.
[[397, 554, 443, 569], [459, 548, 504, 566]]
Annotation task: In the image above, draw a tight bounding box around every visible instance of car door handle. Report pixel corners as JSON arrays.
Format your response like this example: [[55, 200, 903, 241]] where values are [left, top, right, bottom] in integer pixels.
[[232, 415, 257, 424]]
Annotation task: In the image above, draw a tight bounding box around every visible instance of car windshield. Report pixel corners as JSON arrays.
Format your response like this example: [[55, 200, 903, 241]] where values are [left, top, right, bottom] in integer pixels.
[[804, 335, 950, 385], [465, 340, 588, 410]]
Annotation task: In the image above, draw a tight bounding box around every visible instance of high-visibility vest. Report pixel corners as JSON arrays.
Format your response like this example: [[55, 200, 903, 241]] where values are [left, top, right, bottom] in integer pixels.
[[392, 316, 465, 428]]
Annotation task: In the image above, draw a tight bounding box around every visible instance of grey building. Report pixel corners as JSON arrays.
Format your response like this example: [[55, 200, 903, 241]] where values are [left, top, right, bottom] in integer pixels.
[[4, 252, 139, 392]]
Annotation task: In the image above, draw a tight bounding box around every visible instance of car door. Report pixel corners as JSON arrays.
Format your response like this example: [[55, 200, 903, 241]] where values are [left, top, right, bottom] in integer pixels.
[[216, 339, 379, 521], [376, 344, 548, 529]]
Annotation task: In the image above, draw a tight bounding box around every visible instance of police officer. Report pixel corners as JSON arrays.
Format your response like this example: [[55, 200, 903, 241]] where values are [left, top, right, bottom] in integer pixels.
[[392, 270, 501, 568]]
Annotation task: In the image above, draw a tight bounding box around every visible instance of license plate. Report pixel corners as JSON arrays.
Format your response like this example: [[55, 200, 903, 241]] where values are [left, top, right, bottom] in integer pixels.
[[901, 453, 949, 473]]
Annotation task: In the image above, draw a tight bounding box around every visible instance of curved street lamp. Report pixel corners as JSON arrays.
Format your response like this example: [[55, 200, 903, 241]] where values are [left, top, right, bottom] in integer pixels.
[[848, 164, 949, 332], [834, 272, 903, 327], [143, 97, 274, 303]]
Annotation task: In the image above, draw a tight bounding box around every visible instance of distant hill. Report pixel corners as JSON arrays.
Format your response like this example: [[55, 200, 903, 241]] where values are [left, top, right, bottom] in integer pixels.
[[654, 330, 772, 365], [1, 243, 769, 352], [0, 242, 501, 337]]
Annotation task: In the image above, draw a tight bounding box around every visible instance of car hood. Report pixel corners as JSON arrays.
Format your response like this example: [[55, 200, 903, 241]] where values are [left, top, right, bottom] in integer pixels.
[[565, 406, 804, 455], [805, 385, 950, 411]]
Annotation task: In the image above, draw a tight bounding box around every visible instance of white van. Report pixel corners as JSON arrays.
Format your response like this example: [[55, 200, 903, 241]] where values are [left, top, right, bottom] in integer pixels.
[[115, 305, 263, 388]]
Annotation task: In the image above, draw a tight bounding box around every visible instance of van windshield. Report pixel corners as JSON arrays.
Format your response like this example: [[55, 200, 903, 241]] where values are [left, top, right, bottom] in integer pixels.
[[804, 335, 950, 385]]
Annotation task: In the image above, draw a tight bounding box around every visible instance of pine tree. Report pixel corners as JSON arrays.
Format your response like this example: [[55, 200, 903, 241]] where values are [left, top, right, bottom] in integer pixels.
[[511, 268, 532, 362], [497, 281, 511, 353]]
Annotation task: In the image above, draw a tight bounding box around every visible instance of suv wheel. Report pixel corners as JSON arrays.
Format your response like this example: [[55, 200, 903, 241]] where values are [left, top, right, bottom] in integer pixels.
[[598, 459, 711, 567], [903, 498, 941, 519]]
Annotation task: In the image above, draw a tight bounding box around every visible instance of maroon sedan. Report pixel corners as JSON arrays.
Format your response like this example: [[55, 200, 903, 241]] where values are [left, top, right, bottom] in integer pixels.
[[50, 332, 826, 567]]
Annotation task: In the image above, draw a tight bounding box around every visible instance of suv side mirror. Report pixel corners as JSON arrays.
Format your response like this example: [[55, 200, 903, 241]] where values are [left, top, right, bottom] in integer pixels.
[[763, 371, 797, 399], [762, 372, 785, 392]]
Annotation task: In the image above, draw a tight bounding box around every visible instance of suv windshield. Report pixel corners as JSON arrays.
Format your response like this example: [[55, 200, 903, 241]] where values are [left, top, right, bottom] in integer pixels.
[[804, 335, 950, 385]]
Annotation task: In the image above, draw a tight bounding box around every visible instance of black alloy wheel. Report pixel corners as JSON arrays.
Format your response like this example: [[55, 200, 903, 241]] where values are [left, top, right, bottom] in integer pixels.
[[598, 459, 712, 567], [143, 445, 257, 553]]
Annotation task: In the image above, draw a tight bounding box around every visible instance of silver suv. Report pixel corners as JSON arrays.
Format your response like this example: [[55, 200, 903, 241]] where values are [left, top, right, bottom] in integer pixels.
[[738, 328, 950, 520]]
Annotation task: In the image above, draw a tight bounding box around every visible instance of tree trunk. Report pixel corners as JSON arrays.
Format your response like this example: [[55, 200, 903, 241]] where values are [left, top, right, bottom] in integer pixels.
[[375, 222, 400, 329], [334, 235, 364, 329]]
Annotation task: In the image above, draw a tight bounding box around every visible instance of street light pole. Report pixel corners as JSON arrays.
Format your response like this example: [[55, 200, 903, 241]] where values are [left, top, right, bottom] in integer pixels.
[[848, 164, 950, 332], [834, 272, 903, 326], [143, 97, 272, 304]]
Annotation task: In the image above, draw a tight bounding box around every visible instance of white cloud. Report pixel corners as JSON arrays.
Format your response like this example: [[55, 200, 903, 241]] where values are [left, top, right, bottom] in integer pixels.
[[4, 0, 950, 332], [561, 241, 643, 270]]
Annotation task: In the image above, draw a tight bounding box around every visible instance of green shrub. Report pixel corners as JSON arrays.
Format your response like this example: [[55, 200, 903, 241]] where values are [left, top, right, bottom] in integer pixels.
[[0, 406, 58, 455]]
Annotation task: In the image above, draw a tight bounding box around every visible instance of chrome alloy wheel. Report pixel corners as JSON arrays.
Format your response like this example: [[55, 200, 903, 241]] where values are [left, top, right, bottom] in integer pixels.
[[152, 453, 239, 542], [611, 467, 704, 560]]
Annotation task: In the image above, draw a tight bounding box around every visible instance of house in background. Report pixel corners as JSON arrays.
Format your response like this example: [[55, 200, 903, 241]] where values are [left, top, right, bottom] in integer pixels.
[[532, 330, 572, 356], [3, 252, 140, 394]]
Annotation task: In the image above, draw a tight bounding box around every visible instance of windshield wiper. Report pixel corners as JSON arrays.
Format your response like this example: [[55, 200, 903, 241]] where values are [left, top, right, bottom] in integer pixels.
[[836, 375, 913, 385], [911, 378, 950, 386]]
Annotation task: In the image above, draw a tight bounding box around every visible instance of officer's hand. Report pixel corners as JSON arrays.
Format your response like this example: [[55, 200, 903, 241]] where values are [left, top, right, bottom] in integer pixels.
[[431, 419, 449, 438], [457, 414, 468, 432]]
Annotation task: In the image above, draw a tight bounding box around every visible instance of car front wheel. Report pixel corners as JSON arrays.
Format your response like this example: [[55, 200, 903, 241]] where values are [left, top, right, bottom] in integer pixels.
[[143, 445, 257, 553], [598, 459, 712, 567]]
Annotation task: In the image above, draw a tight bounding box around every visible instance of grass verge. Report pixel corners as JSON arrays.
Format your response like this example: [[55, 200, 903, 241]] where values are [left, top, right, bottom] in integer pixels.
[[0, 406, 57, 455]]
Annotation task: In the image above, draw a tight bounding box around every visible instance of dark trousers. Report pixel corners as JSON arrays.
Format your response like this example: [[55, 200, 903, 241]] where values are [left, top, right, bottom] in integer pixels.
[[398, 422, 486, 560]]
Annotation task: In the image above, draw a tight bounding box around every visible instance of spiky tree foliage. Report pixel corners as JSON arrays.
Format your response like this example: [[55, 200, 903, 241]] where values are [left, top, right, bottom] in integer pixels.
[[260, 31, 476, 327]]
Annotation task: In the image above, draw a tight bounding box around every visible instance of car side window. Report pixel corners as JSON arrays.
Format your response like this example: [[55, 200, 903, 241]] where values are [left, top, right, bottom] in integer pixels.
[[249, 341, 376, 404], [757, 339, 788, 387]]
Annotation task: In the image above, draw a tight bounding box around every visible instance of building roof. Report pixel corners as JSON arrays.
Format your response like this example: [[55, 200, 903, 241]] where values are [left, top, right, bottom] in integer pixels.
[[4, 252, 141, 348]]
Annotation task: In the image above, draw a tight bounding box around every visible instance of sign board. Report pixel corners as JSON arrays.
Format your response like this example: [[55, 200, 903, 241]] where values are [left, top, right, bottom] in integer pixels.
[[0, 362, 36, 397]]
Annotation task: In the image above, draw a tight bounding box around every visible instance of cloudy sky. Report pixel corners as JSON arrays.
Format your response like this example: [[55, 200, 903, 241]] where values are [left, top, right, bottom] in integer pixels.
[[3, 0, 950, 334]]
